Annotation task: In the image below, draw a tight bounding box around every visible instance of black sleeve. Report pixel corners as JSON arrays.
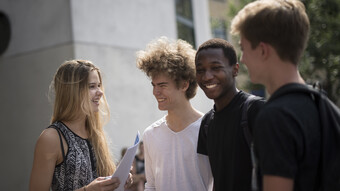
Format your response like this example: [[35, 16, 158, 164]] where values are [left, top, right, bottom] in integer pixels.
[[197, 110, 213, 155]]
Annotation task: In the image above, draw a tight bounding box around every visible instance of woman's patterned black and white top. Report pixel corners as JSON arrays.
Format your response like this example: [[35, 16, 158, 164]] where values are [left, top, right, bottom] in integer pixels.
[[49, 121, 97, 191]]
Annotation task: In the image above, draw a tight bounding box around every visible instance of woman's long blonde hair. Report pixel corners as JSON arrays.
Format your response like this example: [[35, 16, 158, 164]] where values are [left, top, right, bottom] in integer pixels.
[[50, 59, 116, 176]]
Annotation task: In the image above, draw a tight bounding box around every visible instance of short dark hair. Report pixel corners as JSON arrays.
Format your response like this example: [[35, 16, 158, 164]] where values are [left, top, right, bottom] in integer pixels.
[[196, 38, 237, 66]]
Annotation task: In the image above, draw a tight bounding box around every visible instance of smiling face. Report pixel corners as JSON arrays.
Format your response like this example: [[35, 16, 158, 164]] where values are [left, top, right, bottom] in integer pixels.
[[151, 73, 187, 111], [88, 70, 103, 112], [196, 48, 239, 105]]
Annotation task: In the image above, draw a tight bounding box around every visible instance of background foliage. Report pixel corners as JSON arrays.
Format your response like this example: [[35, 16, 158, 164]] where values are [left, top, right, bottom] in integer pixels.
[[225, 0, 340, 106], [301, 0, 340, 105]]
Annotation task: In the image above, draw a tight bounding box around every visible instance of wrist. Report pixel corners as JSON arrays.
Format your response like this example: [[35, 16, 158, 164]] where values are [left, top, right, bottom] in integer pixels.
[[83, 185, 87, 191]]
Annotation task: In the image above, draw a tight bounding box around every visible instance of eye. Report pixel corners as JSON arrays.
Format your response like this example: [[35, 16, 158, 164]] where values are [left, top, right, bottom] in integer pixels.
[[196, 68, 204, 74], [212, 66, 222, 70], [89, 83, 100, 89]]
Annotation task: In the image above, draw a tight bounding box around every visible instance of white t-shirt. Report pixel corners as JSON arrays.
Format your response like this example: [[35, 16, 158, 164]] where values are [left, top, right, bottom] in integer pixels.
[[143, 116, 213, 191]]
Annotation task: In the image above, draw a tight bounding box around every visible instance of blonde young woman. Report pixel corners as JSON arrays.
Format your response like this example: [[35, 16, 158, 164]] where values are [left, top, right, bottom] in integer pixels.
[[29, 60, 132, 191]]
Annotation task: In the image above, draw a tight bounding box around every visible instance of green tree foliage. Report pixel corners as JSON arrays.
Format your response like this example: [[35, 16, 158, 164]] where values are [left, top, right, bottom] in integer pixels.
[[301, 0, 340, 105], [226, 0, 340, 105], [227, 0, 264, 93]]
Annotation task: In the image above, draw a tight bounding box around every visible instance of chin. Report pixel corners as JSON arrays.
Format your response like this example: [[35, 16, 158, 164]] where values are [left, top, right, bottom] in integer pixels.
[[203, 92, 217, 100], [91, 106, 99, 113], [158, 106, 167, 111]]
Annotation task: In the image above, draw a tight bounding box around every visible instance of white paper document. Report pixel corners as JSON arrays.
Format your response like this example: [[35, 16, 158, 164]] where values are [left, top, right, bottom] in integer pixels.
[[110, 131, 140, 191]]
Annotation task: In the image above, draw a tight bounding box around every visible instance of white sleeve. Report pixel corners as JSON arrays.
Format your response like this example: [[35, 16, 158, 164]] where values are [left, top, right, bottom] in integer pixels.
[[143, 132, 156, 191], [197, 153, 214, 191]]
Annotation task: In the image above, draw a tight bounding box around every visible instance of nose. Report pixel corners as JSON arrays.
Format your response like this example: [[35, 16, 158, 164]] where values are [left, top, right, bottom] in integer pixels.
[[202, 70, 214, 81], [153, 86, 160, 96], [96, 88, 103, 96]]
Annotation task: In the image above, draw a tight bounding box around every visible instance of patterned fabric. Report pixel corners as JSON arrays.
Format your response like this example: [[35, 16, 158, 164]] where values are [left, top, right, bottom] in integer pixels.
[[49, 121, 97, 191]]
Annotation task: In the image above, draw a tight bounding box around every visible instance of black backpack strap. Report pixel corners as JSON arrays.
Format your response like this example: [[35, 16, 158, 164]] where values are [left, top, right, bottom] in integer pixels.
[[241, 95, 255, 148], [241, 94, 258, 191]]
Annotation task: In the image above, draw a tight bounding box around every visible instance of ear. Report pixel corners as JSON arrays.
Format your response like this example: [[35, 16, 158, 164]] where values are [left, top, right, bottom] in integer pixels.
[[233, 63, 240, 77], [259, 42, 270, 60], [180, 81, 189, 92]]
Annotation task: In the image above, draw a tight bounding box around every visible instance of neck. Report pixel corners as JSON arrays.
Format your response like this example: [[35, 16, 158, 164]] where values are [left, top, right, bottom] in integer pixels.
[[214, 87, 239, 112], [137, 152, 144, 159], [264, 61, 305, 95], [62, 116, 88, 138], [166, 101, 202, 132]]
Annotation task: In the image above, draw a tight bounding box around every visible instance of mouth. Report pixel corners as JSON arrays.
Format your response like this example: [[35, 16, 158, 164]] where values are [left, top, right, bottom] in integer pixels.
[[92, 98, 100, 105], [204, 83, 217, 89], [157, 98, 166, 102]]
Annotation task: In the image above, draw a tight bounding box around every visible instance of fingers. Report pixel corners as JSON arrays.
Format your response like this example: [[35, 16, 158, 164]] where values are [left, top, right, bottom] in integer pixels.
[[95, 176, 133, 190], [95, 177, 120, 190], [109, 177, 120, 190], [125, 173, 133, 189]]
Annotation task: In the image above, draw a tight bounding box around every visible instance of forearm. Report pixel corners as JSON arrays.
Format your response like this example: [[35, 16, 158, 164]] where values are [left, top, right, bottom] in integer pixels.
[[74, 186, 86, 191], [263, 175, 293, 191]]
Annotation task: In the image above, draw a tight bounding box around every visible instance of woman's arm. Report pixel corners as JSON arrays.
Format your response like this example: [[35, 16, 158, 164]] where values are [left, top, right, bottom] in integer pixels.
[[29, 128, 61, 191]]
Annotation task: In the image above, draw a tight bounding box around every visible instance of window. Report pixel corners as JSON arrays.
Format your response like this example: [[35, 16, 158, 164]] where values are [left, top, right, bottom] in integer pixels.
[[176, 0, 196, 47], [211, 18, 227, 40]]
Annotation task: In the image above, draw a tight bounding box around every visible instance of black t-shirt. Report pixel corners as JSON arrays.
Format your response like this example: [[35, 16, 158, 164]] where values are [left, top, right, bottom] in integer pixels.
[[254, 83, 321, 191], [197, 91, 265, 191]]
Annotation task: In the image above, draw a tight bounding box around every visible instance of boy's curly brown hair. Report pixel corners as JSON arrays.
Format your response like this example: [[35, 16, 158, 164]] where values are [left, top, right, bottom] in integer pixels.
[[136, 36, 198, 100]]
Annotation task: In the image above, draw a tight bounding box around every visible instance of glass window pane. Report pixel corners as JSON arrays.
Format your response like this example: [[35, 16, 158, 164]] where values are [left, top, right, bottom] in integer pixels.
[[176, 0, 193, 20], [177, 21, 196, 47]]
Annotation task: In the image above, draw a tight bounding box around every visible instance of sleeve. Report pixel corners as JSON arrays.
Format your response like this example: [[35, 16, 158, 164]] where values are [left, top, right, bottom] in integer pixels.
[[254, 108, 302, 179], [197, 112, 212, 155], [197, 153, 214, 191], [143, 131, 156, 191]]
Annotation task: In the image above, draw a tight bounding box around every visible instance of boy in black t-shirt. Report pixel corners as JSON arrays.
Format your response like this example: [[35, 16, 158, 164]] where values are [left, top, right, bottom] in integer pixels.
[[195, 38, 265, 191], [231, 0, 321, 191]]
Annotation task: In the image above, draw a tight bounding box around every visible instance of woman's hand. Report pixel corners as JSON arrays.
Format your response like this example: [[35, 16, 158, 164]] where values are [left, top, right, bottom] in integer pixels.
[[124, 173, 133, 189], [84, 173, 132, 191], [85, 177, 120, 191]]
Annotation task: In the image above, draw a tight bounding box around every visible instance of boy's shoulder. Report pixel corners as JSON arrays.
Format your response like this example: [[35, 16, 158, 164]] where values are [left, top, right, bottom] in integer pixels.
[[239, 91, 266, 112], [269, 83, 313, 101], [143, 116, 166, 135]]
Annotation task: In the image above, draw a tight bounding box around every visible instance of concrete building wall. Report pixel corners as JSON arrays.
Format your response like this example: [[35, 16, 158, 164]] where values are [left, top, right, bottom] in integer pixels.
[[1, 0, 73, 57], [0, 0, 212, 190], [0, 0, 75, 190], [192, 0, 212, 46], [0, 44, 75, 190]]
